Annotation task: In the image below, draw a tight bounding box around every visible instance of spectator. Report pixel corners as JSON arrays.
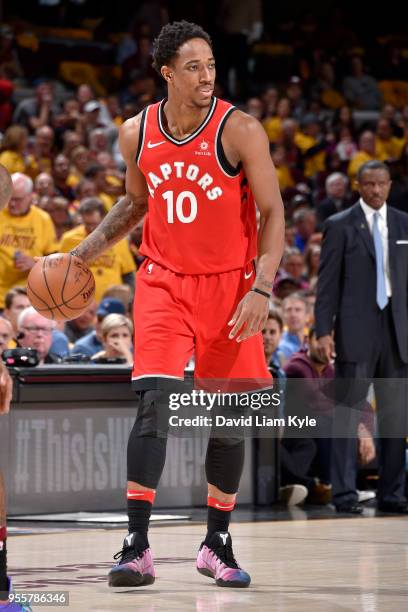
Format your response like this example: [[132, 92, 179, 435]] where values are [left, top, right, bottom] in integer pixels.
[[342, 56, 383, 110], [293, 208, 317, 253], [42, 196, 73, 240], [304, 245, 321, 288], [70, 178, 97, 212], [348, 130, 377, 184], [280, 118, 302, 171], [375, 118, 405, 162], [263, 97, 291, 143], [34, 172, 55, 200], [317, 173, 351, 224], [313, 62, 345, 110], [334, 126, 357, 163], [262, 310, 285, 376], [0, 317, 12, 355], [84, 163, 116, 211], [273, 275, 302, 301], [89, 128, 109, 157], [261, 85, 278, 117], [77, 100, 111, 143], [60, 197, 135, 302], [295, 114, 326, 179], [53, 97, 81, 134], [64, 302, 97, 344], [331, 104, 357, 137], [2, 287, 30, 336], [29, 125, 55, 177], [246, 97, 264, 121], [12, 81, 59, 132], [62, 130, 82, 159], [68, 146, 91, 188], [17, 307, 60, 364], [49, 326, 70, 359], [76, 84, 94, 112], [282, 327, 336, 505], [0, 173, 57, 309], [281, 247, 309, 287], [280, 325, 376, 506], [52, 154, 75, 200], [0, 126, 28, 174], [72, 297, 126, 357], [270, 145, 295, 193], [278, 293, 309, 361], [102, 284, 132, 317], [286, 76, 307, 122], [91, 313, 133, 365], [96, 152, 124, 197]]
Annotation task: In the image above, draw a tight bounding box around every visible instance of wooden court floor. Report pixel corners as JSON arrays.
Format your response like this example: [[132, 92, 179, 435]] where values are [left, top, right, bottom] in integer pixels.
[[7, 518, 408, 611]]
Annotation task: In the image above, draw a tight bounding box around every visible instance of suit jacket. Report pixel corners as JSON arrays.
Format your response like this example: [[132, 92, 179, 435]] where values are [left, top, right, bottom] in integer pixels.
[[315, 202, 408, 363]]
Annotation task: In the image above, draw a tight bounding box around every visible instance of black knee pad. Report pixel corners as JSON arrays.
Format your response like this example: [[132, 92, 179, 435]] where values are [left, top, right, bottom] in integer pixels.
[[205, 437, 245, 494], [132, 389, 171, 437], [127, 390, 170, 489]]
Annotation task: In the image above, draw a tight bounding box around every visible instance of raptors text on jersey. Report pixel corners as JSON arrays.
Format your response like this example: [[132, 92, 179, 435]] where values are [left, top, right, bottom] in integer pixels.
[[136, 97, 257, 274]]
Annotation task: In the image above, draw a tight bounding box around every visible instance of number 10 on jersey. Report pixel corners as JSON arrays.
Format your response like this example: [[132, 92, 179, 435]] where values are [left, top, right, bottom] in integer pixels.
[[163, 190, 198, 224]]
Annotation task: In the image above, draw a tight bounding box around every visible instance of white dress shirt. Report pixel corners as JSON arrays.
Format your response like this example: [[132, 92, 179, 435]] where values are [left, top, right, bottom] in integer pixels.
[[359, 198, 392, 297]]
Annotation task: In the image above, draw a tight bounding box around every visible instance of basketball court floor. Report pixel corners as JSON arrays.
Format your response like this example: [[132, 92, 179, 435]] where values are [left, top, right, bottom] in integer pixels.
[[7, 509, 408, 611]]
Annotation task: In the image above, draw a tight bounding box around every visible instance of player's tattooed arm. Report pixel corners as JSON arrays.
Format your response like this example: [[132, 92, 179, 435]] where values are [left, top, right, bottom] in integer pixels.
[[71, 114, 148, 263]]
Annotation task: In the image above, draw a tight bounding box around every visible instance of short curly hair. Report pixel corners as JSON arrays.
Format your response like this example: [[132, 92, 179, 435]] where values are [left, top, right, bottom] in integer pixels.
[[152, 20, 212, 75]]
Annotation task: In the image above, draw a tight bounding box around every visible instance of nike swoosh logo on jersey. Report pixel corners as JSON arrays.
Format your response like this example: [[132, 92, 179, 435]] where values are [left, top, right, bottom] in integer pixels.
[[147, 140, 166, 148], [244, 270, 253, 279]]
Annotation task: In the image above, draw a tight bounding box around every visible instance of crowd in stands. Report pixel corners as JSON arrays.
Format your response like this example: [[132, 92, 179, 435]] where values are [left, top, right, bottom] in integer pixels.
[[0, 2, 408, 507]]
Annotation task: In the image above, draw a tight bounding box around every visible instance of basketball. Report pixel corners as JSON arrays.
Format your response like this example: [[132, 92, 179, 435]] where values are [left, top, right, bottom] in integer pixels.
[[0, 164, 12, 211], [27, 253, 96, 321]]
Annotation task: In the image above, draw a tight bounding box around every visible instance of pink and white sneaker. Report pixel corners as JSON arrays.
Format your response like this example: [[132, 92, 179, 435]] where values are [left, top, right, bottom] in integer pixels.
[[196, 531, 251, 588], [108, 532, 155, 587]]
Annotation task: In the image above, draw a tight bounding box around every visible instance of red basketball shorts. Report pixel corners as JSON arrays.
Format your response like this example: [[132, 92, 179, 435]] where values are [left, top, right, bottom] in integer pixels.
[[131, 258, 272, 392]]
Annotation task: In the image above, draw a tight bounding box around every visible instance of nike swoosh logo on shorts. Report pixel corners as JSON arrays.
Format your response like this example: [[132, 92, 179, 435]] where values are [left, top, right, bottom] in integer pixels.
[[147, 140, 166, 148], [215, 503, 233, 509], [244, 270, 253, 279], [127, 493, 145, 497]]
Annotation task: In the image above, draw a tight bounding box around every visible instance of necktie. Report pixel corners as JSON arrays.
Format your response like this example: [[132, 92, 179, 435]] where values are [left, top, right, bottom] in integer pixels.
[[373, 212, 388, 309]]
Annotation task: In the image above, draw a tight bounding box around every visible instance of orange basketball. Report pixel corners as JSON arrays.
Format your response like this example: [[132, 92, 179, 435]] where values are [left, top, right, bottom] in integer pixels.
[[27, 253, 96, 321]]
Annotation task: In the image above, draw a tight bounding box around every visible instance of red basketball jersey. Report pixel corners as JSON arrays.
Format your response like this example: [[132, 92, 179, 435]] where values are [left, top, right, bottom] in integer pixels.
[[136, 97, 258, 274]]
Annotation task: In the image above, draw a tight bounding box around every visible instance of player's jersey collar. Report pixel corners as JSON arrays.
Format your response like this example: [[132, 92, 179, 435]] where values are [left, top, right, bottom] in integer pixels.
[[157, 97, 217, 146]]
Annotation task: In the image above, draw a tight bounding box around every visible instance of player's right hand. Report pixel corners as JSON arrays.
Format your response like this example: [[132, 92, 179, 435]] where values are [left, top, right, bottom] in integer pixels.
[[228, 290, 269, 342], [316, 334, 335, 363], [0, 362, 12, 415]]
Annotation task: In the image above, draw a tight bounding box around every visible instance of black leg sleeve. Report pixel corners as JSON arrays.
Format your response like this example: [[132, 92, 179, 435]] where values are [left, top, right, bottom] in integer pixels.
[[127, 390, 170, 489]]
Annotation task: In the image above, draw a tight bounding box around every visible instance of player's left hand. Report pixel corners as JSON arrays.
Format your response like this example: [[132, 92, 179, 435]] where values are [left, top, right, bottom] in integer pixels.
[[0, 362, 13, 415], [228, 291, 269, 342]]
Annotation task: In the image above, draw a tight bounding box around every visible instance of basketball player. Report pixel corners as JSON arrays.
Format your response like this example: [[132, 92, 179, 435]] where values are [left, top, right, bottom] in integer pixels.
[[0, 164, 31, 610], [69, 21, 285, 588]]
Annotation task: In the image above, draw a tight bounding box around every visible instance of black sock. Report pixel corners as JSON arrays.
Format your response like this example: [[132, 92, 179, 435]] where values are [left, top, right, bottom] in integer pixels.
[[127, 500, 151, 546], [206, 507, 231, 542], [0, 539, 7, 593]]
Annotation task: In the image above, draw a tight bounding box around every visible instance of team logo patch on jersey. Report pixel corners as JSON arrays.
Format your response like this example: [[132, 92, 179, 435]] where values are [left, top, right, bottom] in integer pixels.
[[195, 140, 211, 157]]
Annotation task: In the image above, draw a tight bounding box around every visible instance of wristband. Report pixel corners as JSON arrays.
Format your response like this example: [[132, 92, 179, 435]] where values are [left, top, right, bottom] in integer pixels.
[[251, 287, 271, 299]]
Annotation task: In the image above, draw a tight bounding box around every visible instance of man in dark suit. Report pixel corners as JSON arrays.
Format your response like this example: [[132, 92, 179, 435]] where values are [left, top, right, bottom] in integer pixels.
[[315, 160, 408, 514]]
